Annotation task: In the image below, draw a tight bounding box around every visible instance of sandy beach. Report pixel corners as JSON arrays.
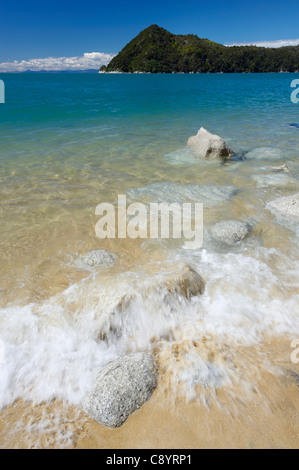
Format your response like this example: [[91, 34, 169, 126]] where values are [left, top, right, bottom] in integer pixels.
[[0, 338, 298, 449]]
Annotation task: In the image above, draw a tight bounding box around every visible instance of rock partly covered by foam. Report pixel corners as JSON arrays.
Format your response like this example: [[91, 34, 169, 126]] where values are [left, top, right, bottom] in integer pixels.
[[96, 265, 205, 344], [211, 220, 249, 246], [83, 352, 158, 428], [115, 265, 205, 312], [187, 127, 234, 160], [163, 265, 205, 298], [266, 193, 299, 219]]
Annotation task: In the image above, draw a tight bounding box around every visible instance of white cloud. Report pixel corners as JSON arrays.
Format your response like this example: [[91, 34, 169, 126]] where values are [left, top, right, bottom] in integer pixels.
[[0, 52, 116, 72], [225, 39, 299, 48]]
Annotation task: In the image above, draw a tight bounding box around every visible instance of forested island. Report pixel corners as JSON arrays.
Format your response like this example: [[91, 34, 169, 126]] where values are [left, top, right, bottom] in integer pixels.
[[100, 24, 299, 73]]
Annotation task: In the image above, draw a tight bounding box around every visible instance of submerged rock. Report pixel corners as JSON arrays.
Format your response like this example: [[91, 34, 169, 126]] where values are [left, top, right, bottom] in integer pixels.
[[163, 147, 199, 166], [245, 147, 283, 160], [266, 193, 299, 219], [83, 352, 158, 428], [211, 220, 249, 246], [187, 127, 234, 160], [127, 182, 237, 207], [74, 249, 117, 271], [252, 173, 297, 188]]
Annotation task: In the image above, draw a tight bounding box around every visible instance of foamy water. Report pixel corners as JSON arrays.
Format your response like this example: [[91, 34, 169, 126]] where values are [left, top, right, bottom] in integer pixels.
[[0, 232, 298, 410]]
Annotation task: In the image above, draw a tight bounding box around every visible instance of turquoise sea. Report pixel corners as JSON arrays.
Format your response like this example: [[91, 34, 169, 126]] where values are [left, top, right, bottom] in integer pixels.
[[0, 73, 298, 446]]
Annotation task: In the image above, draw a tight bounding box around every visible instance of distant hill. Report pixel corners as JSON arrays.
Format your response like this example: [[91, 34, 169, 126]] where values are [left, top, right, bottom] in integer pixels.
[[100, 25, 299, 73]]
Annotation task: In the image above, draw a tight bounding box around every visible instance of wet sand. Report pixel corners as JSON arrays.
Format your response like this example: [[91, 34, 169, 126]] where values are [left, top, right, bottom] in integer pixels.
[[0, 338, 298, 449]]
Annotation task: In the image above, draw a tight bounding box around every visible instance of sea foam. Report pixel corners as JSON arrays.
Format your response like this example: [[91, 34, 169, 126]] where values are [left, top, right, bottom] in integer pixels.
[[0, 244, 298, 410]]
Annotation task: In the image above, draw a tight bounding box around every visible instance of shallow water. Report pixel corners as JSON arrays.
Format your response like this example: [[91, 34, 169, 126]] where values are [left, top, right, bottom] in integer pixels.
[[0, 74, 298, 438]]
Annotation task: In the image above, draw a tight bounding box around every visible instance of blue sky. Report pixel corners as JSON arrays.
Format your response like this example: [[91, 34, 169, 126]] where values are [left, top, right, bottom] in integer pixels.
[[1, 0, 299, 70]]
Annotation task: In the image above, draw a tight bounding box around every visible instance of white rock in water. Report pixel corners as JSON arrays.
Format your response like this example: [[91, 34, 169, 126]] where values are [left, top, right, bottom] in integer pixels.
[[83, 352, 158, 428], [187, 127, 234, 160], [211, 220, 249, 246], [266, 193, 299, 219], [74, 250, 117, 271]]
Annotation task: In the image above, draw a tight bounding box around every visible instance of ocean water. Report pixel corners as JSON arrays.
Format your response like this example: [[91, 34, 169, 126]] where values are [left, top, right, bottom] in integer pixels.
[[0, 73, 299, 432]]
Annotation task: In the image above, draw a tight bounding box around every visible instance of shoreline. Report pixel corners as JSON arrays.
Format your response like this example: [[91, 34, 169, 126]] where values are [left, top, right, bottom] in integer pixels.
[[0, 337, 298, 449], [1, 71, 299, 74]]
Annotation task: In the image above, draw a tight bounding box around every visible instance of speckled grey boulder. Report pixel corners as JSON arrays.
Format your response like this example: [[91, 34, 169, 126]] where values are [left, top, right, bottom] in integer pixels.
[[211, 220, 249, 246], [83, 352, 158, 428]]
